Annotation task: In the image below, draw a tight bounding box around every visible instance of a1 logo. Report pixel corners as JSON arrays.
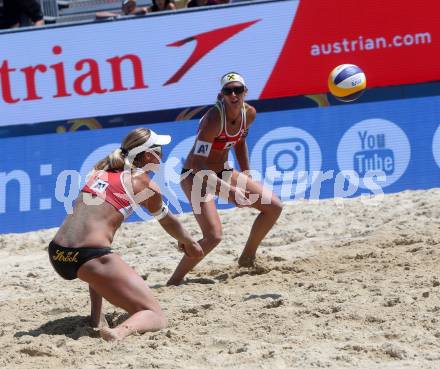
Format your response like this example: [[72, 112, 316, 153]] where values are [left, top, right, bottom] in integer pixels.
[[91, 179, 108, 193], [197, 144, 209, 154], [194, 140, 212, 157]]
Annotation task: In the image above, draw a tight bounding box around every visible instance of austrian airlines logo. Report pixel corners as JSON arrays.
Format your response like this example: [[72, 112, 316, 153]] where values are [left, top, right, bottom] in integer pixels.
[[164, 19, 260, 85], [0, 20, 260, 105]]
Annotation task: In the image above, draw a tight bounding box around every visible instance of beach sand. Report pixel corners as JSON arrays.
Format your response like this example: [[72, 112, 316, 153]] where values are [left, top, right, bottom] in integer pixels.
[[0, 189, 439, 369]]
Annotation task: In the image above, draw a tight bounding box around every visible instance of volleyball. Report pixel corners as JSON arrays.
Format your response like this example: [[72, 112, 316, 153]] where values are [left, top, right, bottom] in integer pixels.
[[328, 64, 366, 102]]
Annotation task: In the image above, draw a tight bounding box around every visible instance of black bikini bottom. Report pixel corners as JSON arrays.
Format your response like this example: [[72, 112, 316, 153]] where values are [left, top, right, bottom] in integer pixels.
[[48, 241, 113, 280], [181, 167, 233, 179]]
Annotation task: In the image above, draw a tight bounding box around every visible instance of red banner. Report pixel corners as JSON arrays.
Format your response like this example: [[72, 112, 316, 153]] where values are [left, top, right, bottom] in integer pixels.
[[261, 0, 440, 98]]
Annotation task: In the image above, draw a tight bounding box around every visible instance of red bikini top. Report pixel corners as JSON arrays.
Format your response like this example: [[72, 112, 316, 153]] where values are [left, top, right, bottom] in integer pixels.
[[82, 170, 134, 218], [199, 99, 247, 151]]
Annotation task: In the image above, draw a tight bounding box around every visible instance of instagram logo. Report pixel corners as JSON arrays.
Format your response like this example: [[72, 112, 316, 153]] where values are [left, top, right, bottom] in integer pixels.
[[251, 126, 322, 199], [337, 118, 410, 188], [262, 138, 310, 185]]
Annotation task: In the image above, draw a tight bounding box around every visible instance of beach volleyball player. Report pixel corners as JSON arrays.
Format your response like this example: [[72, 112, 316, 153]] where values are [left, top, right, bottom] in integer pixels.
[[167, 72, 283, 286], [48, 128, 203, 341]]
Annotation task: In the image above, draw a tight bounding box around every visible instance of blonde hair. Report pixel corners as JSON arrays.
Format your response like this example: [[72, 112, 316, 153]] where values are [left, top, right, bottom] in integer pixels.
[[94, 128, 152, 171]]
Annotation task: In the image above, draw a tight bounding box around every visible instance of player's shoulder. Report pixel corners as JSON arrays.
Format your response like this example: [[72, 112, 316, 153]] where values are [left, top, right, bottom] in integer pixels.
[[244, 103, 256, 122], [206, 103, 222, 122], [244, 102, 256, 113], [199, 105, 222, 134], [131, 171, 159, 193]]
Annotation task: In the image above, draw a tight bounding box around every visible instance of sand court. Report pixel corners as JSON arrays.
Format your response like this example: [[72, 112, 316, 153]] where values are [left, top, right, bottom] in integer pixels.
[[1, 189, 439, 369]]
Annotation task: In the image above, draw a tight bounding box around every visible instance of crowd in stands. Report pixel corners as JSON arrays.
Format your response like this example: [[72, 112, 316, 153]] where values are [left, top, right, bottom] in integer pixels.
[[0, 0, 44, 29], [0, 0, 236, 29], [96, 0, 232, 20], [95, 0, 177, 20], [187, 0, 230, 7]]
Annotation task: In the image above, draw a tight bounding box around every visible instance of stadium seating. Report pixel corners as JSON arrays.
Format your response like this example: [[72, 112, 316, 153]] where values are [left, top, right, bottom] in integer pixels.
[[0, 0, 248, 28], [60, 0, 152, 22], [0, 0, 153, 25]]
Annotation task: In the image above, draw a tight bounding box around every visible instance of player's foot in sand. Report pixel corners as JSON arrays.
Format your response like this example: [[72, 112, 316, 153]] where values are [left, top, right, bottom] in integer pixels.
[[238, 255, 256, 267], [166, 278, 183, 286], [100, 327, 121, 341], [100, 325, 133, 341]]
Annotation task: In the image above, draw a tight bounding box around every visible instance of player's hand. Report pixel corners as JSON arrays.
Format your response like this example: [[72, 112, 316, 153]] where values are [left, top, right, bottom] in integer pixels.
[[177, 239, 204, 258], [231, 186, 252, 207], [242, 170, 253, 181]]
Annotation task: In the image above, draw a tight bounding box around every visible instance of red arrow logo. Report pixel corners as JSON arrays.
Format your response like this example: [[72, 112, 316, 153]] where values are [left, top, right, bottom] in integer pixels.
[[164, 19, 260, 86]]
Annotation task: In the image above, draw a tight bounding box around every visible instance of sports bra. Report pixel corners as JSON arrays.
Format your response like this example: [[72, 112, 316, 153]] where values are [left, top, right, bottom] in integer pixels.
[[200, 99, 247, 151], [82, 170, 135, 218]]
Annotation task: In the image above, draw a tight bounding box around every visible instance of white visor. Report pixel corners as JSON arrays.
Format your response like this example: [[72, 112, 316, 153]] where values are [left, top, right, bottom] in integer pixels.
[[145, 130, 171, 147], [221, 72, 246, 88]]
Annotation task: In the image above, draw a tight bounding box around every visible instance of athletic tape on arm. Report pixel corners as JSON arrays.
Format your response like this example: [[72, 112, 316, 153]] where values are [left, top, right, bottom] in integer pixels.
[[193, 140, 212, 157]]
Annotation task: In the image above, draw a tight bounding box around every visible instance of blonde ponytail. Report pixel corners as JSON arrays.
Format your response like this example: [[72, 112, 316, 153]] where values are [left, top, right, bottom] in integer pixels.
[[94, 148, 129, 171], [93, 128, 152, 171]]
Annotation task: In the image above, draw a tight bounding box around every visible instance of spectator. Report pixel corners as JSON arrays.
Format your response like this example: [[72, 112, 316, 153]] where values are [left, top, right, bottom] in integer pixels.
[[148, 0, 176, 12], [96, 0, 148, 21], [186, 0, 211, 7], [0, 0, 44, 29], [186, 0, 228, 8]]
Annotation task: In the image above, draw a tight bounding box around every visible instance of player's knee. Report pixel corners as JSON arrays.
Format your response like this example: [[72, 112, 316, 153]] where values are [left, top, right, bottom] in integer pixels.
[[205, 229, 222, 247], [264, 199, 282, 220], [132, 304, 167, 329], [149, 307, 167, 329], [272, 199, 283, 216], [130, 298, 158, 314]]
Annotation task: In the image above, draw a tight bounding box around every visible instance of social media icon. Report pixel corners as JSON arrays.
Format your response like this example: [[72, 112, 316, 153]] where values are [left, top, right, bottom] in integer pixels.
[[337, 119, 410, 188], [262, 138, 310, 185], [353, 149, 395, 176], [250, 126, 322, 200]]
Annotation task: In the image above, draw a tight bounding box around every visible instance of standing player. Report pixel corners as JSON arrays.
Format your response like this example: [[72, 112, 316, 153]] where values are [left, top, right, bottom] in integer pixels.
[[167, 72, 283, 286]]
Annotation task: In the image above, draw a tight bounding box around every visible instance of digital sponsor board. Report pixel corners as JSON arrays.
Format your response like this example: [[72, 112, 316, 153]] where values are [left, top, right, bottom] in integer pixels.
[[0, 0, 439, 127], [1, 95, 439, 233]]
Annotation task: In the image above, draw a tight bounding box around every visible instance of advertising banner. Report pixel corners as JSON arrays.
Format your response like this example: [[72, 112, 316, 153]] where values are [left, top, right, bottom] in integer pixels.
[[0, 0, 439, 127], [1, 95, 440, 233], [261, 0, 440, 99], [0, 0, 296, 127]]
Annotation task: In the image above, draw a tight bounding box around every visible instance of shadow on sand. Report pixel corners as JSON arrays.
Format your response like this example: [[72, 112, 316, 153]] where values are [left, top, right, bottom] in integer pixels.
[[14, 315, 100, 340]]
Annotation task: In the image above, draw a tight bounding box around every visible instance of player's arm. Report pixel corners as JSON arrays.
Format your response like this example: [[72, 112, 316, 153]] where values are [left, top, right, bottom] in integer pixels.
[[191, 107, 252, 205], [188, 108, 237, 193], [89, 286, 107, 328], [190, 107, 221, 171], [133, 175, 203, 257], [234, 138, 250, 173], [234, 105, 256, 174]]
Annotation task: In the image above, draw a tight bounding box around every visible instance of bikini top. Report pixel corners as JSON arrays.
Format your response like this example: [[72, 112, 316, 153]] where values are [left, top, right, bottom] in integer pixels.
[[82, 170, 135, 218], [199, 99, 247, 151]]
